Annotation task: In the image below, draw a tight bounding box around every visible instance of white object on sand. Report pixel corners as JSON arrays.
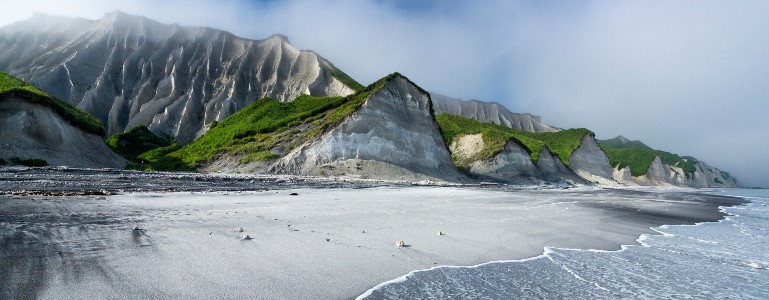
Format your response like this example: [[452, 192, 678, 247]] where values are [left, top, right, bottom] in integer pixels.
[[396, 240, 405, 248], [437, 231, 443, 236], [750, 263, 762, 269], [236, 227, 244, 232]]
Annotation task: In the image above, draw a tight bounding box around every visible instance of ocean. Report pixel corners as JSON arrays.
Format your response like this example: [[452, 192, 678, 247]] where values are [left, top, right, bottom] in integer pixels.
[[359, 188, 769, 299]]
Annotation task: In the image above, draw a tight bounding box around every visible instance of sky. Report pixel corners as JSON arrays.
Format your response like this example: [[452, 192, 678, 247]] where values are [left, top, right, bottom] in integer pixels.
[[2, 0, 768, 187]]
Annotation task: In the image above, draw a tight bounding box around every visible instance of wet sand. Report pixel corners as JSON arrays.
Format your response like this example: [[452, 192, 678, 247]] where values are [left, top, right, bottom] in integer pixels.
[[0, 183, 745, 299]]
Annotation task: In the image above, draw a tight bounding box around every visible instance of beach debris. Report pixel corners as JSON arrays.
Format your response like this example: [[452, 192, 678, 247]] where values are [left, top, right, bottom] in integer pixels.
[[437, 231, 443, 236], [396, 240, 405, 248], [326, 238, 331, 242], [362, 230, 366, 233], [132, 226, 142, 231], [289, 192, 299, 196], [750, 263, 763, 269], [242, 235, 253, 240], [236, 227, 244, 233]]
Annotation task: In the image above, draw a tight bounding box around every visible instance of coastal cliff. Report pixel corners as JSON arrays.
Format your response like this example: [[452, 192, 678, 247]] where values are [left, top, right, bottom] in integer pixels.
[[271, 74, 465, 181], [431, 93, 559, 133], [0, 73, 124, 168]]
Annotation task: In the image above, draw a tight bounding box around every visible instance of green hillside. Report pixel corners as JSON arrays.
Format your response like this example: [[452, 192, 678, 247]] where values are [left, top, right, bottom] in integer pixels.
[[145, 73, 406, 171], [435, 113, 592, 168], [0, 72, 104, 135], [599, 135, 653, 150], [106, 125, 171, 163], [598, 138, 699, 177]]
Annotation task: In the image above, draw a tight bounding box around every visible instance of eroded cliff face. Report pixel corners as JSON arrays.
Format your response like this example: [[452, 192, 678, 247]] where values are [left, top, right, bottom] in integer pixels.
[[449, 137, 583, 184], [271, 75, 465, 182], [431, 93, 559, 133], [466, 140, 539, 183], [569, 135, 616, 185], [619, 156, 739, 188], [0, 97, 125, 168], [0, 12, 356, 143]]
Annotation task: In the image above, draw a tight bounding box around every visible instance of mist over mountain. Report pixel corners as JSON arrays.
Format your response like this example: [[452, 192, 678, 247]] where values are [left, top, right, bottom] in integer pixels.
[[0, 11, 358, 143]]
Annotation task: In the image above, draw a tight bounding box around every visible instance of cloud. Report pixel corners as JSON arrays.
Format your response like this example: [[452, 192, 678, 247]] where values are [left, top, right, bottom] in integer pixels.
[[2, 0, 768, 186]]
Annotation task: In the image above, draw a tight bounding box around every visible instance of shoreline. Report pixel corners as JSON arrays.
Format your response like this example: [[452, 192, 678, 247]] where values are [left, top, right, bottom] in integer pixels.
[[359, 195, 755, 299], [0, 186, 747, 299]]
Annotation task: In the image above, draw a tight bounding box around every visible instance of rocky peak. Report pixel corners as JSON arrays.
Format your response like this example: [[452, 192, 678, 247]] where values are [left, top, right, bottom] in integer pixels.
[[265, 34, 291, 44]]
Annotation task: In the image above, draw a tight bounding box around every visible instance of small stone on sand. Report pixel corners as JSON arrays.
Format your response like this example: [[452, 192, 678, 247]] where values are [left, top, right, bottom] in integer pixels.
[[289, 192, 299, 196], [437, 231, 443, 236], [750, 262, 762, 269], [236, 227, 244, 232], [242, 235, 253, 240], [396, 240, 405, 248]]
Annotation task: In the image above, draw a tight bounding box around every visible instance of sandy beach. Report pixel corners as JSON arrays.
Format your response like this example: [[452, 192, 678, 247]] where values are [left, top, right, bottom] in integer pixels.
[[0, 186, 744, 299]]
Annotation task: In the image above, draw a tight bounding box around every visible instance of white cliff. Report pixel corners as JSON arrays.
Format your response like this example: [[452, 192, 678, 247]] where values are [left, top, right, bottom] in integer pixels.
[[271, 74, 465, 182], [0, 96, 125, 168], [0, 11, 357, 143], [569, 135, 617, 185], [431, 93, 559, 133]]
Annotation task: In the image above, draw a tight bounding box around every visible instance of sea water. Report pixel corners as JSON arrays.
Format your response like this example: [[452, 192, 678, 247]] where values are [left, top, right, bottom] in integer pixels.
[[359, 189, 769, 299]]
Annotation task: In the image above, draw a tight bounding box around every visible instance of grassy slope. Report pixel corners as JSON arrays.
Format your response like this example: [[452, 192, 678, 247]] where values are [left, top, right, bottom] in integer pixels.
[[598, 140, 699, 177], [106, 125, 170, 160], [599, 136, 653, 150], [147, 73, 405, 171], [322, 59, 365, 92], [0, 72, 104, 136], [435, 113, 592, 167]]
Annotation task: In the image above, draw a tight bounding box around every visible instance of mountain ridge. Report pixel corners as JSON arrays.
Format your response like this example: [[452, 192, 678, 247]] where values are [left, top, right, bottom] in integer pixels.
[[0, 11, 360, 143]]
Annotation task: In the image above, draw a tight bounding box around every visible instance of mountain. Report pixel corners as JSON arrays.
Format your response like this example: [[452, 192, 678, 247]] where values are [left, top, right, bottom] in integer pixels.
[[599, 135, 653, 150], [598, 136, 737, 188], [0, 72, 125, 168], [272, 74, 465, 182], [0, 11, 360, 143], [435, 114, 612, 185], [144, 73, 465, 182], [431, 93, 559, 133]]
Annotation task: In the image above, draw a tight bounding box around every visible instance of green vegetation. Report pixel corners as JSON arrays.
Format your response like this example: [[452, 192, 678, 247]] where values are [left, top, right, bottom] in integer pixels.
[[598, 139, 699, 177], [599, 136, 652, 150], [106, 125, 171, 160], [147, 73, 406, 171], [0, 72, 104, 136], [435, 113, 592, 167], [321, 59, 365, 91], [11, 157, 48, 167]]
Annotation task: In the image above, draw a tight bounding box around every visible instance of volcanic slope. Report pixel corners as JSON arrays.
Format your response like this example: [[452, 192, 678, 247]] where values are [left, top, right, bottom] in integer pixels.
[[0, 72, 125, 168], [272, 74, 465, 182], [436, 114, 610, 184], [599, 136, 738, 187], [0, 11, 361, 143], [147, 73, 465, 182], [431, 93, 559, 133]]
